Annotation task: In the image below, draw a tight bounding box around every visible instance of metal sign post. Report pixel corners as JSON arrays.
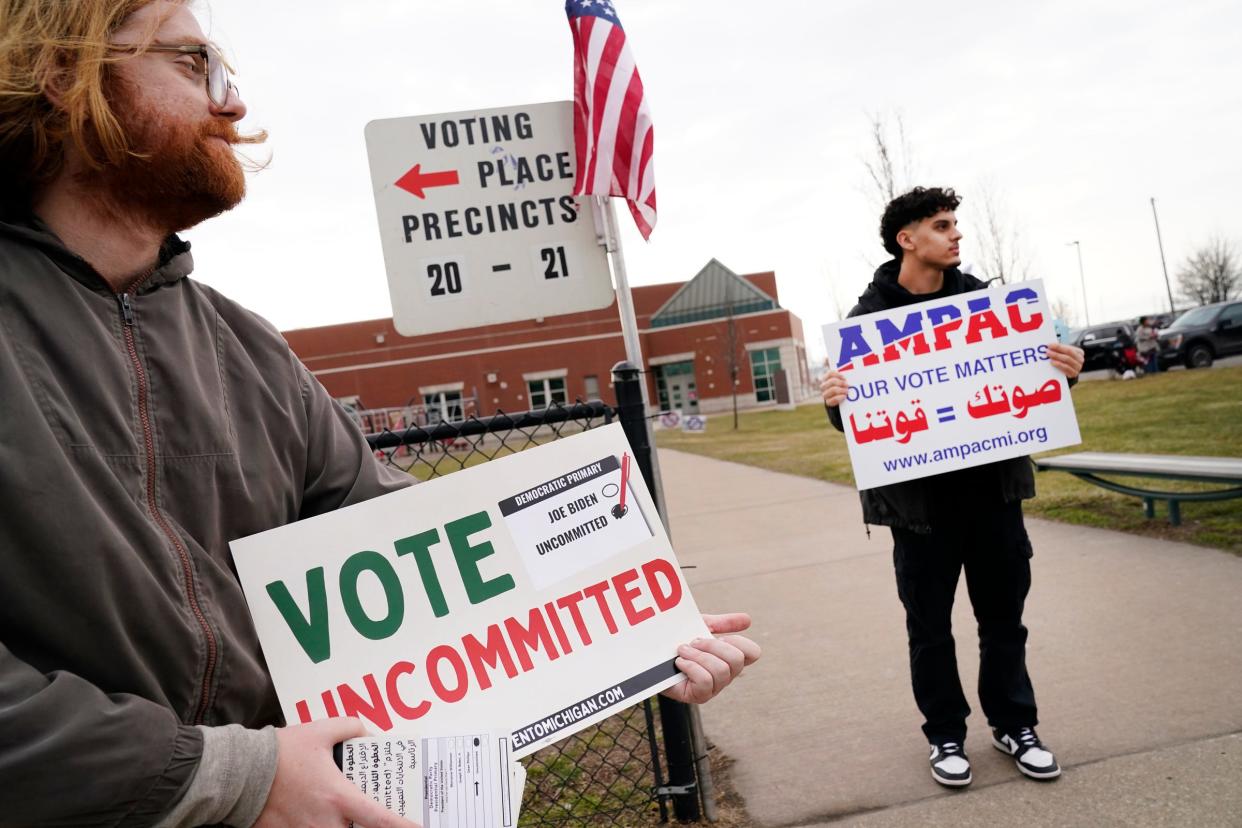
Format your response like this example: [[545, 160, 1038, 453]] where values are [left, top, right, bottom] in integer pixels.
[[1150, 197, 1176, 313], [595, 196, 670, 531], [597, 195, 718, 822]]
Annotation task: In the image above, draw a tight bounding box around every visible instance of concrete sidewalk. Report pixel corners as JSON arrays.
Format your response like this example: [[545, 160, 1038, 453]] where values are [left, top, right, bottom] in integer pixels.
[[660, 448, 1242, 827]]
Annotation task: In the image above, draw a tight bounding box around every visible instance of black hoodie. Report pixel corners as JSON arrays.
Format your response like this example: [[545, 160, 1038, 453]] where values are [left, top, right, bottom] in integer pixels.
[[826, 260, 1036, 534]]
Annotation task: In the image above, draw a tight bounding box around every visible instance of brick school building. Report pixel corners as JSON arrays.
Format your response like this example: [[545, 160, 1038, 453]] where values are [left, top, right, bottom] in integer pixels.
[[282, 259, 813, 424]]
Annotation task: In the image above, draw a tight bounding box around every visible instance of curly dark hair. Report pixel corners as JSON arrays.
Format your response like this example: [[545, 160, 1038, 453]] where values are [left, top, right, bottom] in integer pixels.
[[879, 187, 962, 258]]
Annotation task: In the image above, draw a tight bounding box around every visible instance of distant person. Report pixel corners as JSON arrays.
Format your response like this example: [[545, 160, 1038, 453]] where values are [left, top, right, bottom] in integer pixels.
[[1108, 326, 1138, 378], [1135, 317, 1159, 374], [819, 187, 1085, 788], [0, 1, 760, 823]]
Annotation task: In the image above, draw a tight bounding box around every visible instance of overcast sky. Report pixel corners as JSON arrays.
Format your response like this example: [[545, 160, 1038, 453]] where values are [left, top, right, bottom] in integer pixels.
[[186, 0, 1242, 360]]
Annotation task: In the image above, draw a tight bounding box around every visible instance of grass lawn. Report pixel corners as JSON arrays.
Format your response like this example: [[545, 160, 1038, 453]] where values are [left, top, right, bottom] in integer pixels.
[[658, 366, 1242, 554]]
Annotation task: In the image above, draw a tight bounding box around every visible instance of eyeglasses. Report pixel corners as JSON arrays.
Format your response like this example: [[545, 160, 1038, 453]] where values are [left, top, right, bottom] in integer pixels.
[[111, 43, 236, 107]]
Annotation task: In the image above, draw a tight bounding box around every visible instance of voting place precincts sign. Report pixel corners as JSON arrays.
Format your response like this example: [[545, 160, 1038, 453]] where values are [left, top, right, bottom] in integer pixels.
[[365, 102, 614, 336], [230, 424, 708, 758], [822, 279, 1081, 490]]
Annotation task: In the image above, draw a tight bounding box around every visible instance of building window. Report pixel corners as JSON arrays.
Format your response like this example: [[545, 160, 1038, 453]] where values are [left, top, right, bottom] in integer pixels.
[[651, 298, 774, 328], [583, 375, 601, 400], [423, 390, 463, 424], [749, 347, 782, 403], [528, 377, 567, 408]]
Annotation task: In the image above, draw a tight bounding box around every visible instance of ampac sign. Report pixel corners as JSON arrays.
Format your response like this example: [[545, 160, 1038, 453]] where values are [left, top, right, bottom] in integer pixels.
[[365, 102, 614, 336], [822, 280, 1082, 490]]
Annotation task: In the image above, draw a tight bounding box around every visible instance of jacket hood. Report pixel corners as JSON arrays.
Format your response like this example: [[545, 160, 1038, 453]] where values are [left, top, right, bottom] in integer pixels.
[[0, 213, 193, 295], [854, 259, 983, 313]]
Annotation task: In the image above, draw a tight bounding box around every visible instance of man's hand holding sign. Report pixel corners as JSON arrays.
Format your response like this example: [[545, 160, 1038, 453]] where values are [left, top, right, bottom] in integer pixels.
[[259, 718, 413, 828], [666, 613, 761, 704]]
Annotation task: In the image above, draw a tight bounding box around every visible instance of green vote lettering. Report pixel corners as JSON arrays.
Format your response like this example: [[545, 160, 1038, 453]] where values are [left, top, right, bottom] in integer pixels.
[[339, 550, 404, 641], [446, 511, 514, 605], [395, 528, 449, 618], [269, 513, 514, 657], [266, 567, 330, 664]]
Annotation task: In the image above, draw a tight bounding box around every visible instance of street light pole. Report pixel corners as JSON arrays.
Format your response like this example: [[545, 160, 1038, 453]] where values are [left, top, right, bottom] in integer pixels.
[[1150, 197, 1176, 313], [1069, 240, 1089, 325]]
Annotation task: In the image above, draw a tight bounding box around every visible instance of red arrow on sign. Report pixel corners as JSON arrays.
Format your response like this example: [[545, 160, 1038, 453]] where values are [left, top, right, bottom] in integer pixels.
[[394, 164, 460, 199]]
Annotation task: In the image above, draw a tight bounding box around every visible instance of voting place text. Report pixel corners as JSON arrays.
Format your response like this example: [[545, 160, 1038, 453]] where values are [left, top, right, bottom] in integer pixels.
[[365, 102, 614, 336], [821, 280, 1081, 490], [230, 424, 708, 758]]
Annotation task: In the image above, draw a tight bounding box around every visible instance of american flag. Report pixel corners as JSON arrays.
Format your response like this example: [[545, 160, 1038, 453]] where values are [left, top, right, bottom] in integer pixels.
[[565, 0, 657, 240]]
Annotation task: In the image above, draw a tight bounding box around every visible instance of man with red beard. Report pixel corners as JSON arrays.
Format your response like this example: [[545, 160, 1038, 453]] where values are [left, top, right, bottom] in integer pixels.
[[0, 1, 760, 825]]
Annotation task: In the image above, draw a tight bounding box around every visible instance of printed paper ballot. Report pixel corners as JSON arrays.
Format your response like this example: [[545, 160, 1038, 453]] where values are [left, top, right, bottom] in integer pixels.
[[338, 733, 525, 828], [231, 424, 709, 758]]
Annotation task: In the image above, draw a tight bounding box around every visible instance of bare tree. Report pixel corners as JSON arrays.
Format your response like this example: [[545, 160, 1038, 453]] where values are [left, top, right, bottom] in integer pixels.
[[971, 181, 1031, 285], [824, 266, 848, 322], [862, 110, 916, 208], [724, 300, 741, 430], [1050, 297, 1077, 327], [1177, 237, 1241, 305]]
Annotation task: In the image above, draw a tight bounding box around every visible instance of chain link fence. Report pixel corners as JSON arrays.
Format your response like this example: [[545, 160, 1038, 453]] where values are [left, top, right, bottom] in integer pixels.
[[365, 399, 673, 826]]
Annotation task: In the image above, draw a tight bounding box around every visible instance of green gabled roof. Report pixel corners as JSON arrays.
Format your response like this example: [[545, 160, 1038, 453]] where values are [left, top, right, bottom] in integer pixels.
[[649, 259, 776, 328]]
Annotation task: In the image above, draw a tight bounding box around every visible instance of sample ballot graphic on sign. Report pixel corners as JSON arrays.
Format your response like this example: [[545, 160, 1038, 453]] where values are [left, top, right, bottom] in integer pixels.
[[498, 453, 653, 590], [365, 102, 615, 335]]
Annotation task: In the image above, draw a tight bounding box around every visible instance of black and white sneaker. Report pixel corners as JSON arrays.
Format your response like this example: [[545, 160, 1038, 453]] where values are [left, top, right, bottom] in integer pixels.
[[992, 727, 1062, 779], [928, 741, 972, 787]]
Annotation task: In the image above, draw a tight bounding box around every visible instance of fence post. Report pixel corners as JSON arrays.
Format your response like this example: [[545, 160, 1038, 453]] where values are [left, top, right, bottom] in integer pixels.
[[611, 360, 702, 822]]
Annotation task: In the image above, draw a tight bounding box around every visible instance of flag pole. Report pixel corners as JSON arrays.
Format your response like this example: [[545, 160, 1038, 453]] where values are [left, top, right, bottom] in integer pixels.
[[596, 196, 671, 533], [599, 197, 645, 367], [596, 195, 719, 822]]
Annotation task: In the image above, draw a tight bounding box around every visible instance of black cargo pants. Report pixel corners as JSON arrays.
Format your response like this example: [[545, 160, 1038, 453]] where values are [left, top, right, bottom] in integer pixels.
[[890, 501, 1038, 744]]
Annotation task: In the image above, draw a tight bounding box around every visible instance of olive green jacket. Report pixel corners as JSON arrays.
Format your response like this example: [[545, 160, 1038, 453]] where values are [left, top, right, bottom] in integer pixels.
[[0, 216, 411, 826]]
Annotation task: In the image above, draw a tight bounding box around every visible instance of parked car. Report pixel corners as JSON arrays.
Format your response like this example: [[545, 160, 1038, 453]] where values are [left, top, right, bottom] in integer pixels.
[[1071, 322, 1136, 372], [1157, 300, 1242, 368]]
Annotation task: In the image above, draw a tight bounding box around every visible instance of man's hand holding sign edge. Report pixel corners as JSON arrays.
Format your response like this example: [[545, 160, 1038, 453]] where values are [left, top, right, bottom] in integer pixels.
[[665, 613, 761, 705], [257, 718, 418, 828], [1045, 341, 1086, 379]]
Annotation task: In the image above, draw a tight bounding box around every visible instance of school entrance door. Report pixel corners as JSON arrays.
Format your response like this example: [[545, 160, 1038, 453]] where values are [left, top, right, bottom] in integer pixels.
[[657, 361, 699, 413]]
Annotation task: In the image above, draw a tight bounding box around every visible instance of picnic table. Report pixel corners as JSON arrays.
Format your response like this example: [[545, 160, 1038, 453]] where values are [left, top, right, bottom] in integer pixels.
[[1033, 452, 1242, 526]]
